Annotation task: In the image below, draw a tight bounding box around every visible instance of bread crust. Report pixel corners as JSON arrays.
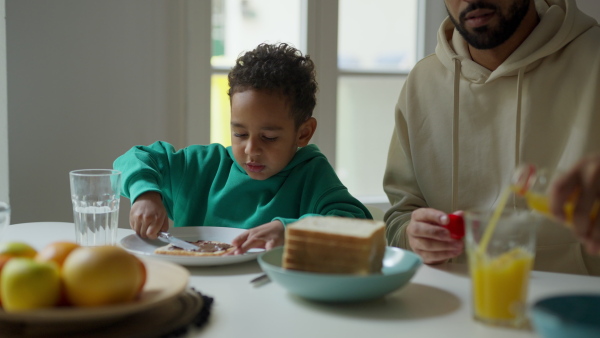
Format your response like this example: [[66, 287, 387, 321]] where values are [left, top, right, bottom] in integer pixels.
[[154, 240, 235, 257]]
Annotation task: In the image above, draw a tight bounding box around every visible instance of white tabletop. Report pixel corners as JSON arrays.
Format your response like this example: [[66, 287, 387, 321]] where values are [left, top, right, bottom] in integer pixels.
[[3, 222, 600, 338]]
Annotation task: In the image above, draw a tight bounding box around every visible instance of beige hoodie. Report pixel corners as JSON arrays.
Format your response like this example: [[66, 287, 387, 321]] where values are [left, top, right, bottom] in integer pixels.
[[383, 0, 600, 275]]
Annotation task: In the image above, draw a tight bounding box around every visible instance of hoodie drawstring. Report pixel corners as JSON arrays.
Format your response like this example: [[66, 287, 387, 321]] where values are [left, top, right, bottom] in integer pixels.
[[450, 61, 527, 212], [515, 67, 525, 167], [452, 59, 461, 212]]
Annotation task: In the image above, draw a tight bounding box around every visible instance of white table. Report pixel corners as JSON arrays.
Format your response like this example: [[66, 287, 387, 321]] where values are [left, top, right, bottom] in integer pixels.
[[4, 222, 600, 338]]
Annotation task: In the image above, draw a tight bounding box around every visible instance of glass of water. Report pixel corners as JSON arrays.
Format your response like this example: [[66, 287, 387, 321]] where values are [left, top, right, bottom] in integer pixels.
[[0, 202, 9, 241], [69, 169, 121, 246]]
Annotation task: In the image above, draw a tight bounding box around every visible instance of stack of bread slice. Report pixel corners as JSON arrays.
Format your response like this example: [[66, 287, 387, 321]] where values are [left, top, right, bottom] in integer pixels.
[[282, 216, 387, 275]]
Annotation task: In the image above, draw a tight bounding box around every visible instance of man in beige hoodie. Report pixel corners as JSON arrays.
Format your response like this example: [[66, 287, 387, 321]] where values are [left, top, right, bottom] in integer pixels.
[[384, 0, 600, 275]]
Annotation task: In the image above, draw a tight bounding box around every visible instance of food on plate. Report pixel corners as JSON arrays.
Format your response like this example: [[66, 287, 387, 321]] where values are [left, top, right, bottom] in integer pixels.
[[0, 255, 11, 273], [62, 245, 146, 307], [35, 241, 81, 267], [35, 241, 83, 306], [154, 240, 235, 256], [282, 216, 387, 275], [1, 257, 61, 312], [134, 255, 147, 294], [0, 241, 39, 306], [0, 256, 12, 305], [0, 241, 147, 311], [0, 241, 37, 258]]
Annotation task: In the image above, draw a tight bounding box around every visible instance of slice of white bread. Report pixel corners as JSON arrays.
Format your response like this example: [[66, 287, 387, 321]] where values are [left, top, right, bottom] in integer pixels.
[[282, 216, 387, 275]]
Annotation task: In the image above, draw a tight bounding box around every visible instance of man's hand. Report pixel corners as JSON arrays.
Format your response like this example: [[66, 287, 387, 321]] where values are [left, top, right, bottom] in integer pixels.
[[550, 155, 600, 254], [130, 191, 169, 240], [230, 220, 285, 255], [407, 208, 464, 264]]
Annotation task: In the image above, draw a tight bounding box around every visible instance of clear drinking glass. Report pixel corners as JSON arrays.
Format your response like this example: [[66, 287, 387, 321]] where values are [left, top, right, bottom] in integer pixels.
[[0, 202, 9, 241], [464, 209, 539, 328], [69, 169, 121, 246]]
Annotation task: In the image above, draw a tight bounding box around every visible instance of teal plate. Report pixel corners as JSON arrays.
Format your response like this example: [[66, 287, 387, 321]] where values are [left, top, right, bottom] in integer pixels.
[[531, 294, 600, 338], [258, 246, 422, 303]]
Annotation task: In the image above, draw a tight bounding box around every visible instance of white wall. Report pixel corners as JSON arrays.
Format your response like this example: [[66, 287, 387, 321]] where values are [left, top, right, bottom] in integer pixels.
[[0, 0, 8, 205], [6, 0, 188, 226], [577, 0, 600, 20], [419, 0, 449, 58], [2, 0, 599, 226]]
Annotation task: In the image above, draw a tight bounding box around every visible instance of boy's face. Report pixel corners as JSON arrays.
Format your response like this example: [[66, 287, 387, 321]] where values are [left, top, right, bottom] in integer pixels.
[[230, 89, 314, 180]]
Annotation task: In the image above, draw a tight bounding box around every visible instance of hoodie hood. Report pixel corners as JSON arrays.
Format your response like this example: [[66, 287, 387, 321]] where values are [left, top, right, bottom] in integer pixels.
[[436, 0, 597, 83], [279, 144, 325, 173], [434, 0, 598, 211]]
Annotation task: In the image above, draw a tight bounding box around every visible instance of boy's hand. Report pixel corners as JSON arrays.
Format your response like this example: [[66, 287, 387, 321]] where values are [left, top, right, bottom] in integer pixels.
[[130, 191, 169, 240], [230, 220, 285, 255], [406, 208, 464, 265]]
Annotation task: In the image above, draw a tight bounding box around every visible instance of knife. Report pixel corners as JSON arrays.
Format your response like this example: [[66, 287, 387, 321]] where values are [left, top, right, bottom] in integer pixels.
[[250, 273, 271, 287], [158, 232, 200, 251]]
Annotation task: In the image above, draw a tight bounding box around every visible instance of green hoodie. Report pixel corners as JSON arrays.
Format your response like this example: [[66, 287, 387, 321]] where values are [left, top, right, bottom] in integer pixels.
[[114, 141, 371, 228]]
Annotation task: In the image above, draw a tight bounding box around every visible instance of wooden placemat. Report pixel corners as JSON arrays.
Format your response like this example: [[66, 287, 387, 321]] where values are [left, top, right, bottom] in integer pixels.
[[0, 288, 213, 338]]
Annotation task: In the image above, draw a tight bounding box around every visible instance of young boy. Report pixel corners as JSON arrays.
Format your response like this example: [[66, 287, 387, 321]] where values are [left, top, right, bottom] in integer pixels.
[[114, 43, 371, 254]]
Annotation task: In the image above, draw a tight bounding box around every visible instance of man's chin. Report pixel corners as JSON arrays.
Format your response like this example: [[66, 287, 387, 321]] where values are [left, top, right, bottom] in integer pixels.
[[458, 28, 506, 50]]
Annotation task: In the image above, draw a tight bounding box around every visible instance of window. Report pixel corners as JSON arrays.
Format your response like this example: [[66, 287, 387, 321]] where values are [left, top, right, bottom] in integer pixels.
[[336, 0, 417, 202], [196, 0, 444, 205], [210, 0, 303, 146]]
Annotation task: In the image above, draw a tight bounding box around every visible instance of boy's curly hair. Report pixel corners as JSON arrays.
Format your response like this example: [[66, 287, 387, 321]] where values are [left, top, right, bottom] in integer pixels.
[[228, 43, 317, 128]]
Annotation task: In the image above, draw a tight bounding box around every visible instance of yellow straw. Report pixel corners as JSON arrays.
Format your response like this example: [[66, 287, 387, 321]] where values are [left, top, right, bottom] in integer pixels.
[[477, 188, 512, 254]]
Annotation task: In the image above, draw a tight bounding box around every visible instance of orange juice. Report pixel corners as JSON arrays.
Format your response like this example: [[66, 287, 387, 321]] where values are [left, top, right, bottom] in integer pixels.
[[470, 247, 534, 322], [523, 191, 575, 226], [511, 164, 600, 227], [523, 190, 600, 226]]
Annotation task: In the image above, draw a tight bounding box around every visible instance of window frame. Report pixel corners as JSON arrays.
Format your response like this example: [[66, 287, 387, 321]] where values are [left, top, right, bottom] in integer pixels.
[[183, 0, 447, 198]]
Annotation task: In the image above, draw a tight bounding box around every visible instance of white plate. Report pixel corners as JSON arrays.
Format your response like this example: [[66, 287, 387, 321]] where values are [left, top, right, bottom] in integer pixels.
[[119, 227, 263, 266], [0, 257, 189, 323]]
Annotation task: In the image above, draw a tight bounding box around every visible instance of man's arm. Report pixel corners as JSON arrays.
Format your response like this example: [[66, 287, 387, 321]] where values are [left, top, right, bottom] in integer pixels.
[[383, 96, 464, 264], [383, 101, 427, 248]]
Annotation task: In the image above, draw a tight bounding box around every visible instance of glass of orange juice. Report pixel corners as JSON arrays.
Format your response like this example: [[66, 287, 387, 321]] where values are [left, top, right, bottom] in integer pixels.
[[464, 209, 539, 328]]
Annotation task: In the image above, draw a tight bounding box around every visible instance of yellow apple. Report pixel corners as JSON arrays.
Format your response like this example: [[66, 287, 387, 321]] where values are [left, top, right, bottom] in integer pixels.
[[0, 242, 37, 258], [0, 254, 11, 305], [62, 246, 145, 307], [0, 242, 38, 306], [0, 255, 12, 271], [1, 257, 61, 312]]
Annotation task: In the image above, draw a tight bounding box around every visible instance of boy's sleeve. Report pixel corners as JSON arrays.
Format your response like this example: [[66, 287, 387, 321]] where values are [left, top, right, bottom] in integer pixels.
[[113, 141, 185, 208], [308, 186, 373, 220], [272, 186, 373, 227]]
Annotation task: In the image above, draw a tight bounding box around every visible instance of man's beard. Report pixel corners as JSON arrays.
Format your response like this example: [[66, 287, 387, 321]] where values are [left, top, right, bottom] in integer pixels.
[[447, 0, 531, 50]]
